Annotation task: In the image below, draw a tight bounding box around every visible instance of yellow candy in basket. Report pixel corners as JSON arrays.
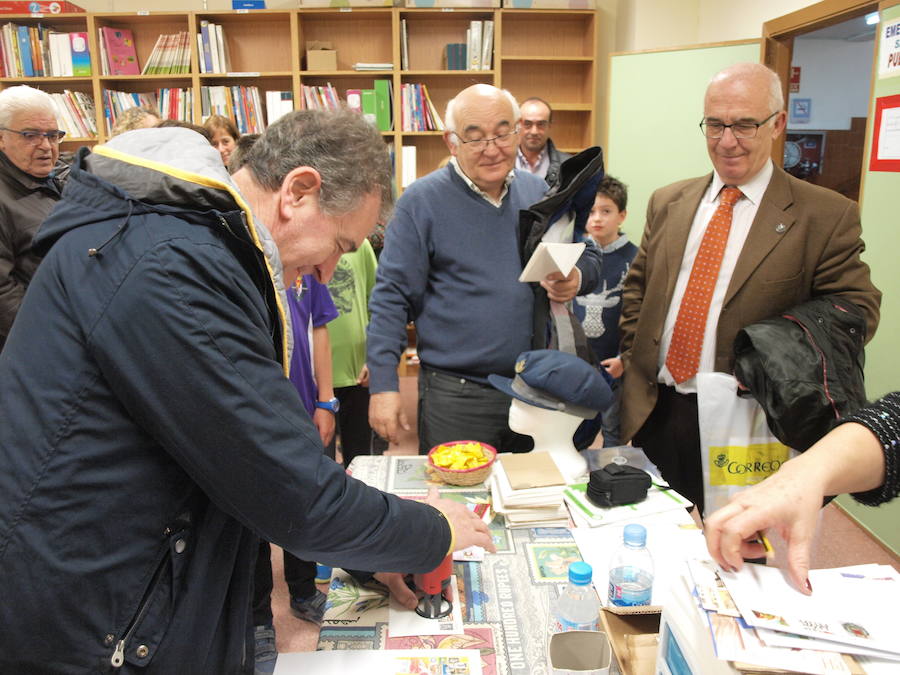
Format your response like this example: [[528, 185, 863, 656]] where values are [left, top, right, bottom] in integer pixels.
[[432, 442, 487, 471]]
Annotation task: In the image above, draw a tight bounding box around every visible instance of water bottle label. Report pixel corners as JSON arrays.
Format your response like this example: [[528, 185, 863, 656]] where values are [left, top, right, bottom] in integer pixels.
[[608, 567, 653, 607], [555, 615, 599, 632]]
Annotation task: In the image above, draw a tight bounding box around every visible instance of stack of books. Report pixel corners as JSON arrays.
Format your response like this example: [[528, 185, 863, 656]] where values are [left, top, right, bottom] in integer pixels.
[[489, 452, 568, 529], [47, 90, 96, 139], [141, 31, 191, 75], [399, 82, 442, 132], [197, 20, 231, 74], [299, 83, 340, 111], [264, 90, 293, 126], [200, 85, 263, 134], [102, 89, 158, 134], [0, 23, 91, 77]]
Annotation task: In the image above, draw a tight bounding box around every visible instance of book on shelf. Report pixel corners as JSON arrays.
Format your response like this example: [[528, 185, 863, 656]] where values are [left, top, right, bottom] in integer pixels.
[[467, 20, 481, 71], [264, 90, 293, 126], [443, 43, 466, 71], [69, 32, 90, 76], [99, 27, 139, 76], [401, 145, 416, 188], [373, 78, 392, 132], [198, 21, 213, 73], [345, 88, 361, 113], [353, 62, 392, 71], [142, 31, 190, 75], [480, 20, 493, 70], [400, 18, 408, 71], [16, 24, 32, 77], [360, 88, 376, 126], [49, 90, 96, 139]]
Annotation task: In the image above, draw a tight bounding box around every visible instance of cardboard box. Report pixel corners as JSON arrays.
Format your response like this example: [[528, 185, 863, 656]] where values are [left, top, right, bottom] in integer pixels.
[[502, 0, 594, 7], [305, 41, 337, 71], [0, 1, 85, 13], [600, 609, 660, 675], [405, 0, 498, 8]]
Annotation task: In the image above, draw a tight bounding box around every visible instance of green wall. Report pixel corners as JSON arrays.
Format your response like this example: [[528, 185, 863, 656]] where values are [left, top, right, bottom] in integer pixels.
[[607, 36, 899, 555], [835, 2, 900, 555], [607, 40, 760, 240]]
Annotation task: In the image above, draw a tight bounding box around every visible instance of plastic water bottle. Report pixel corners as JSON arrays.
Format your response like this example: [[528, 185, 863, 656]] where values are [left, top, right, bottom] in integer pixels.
[[554, 561, 600, 632], [608, 524, 654, 607]]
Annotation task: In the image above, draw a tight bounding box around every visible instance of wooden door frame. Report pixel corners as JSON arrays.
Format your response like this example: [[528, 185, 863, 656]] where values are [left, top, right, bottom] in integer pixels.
[[761, 0, 878, 165]]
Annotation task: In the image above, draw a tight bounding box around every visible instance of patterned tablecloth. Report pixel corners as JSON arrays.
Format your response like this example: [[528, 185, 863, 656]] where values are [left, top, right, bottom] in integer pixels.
[[316, 454, 585, 675]]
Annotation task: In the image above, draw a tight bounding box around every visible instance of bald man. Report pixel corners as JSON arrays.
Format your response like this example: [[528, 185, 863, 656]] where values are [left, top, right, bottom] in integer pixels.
[[619, 63, 880, 514], [367, 84, 600, 454]]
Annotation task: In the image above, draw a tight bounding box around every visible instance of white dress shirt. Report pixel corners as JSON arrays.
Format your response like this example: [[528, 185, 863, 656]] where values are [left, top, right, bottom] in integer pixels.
[[658, 159, 775, 393]]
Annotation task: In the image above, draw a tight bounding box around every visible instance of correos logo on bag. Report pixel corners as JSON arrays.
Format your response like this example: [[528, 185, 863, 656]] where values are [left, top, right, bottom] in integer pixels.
[[708, 442, 791, 486]]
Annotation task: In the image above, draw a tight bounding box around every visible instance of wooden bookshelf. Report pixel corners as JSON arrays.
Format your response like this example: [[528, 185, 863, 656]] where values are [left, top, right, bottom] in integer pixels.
[[0, 7, 598, 182]]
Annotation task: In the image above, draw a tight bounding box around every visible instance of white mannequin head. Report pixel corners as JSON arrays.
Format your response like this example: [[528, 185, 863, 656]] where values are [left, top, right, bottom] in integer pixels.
[[507, 398, 587, 482]]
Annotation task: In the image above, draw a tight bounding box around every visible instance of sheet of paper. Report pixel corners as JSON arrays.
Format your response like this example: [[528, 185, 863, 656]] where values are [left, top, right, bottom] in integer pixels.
[[388, 574, 464, 637], [564, 483, 691, 526], [719, 563, 900, 655], [518, 242, 585, 282], [572, 517, 708, 607], [274, 648, 483, 674]]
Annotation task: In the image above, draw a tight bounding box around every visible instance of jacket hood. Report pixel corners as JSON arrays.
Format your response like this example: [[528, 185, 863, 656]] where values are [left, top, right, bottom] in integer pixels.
[[32, 127, 293, 372]]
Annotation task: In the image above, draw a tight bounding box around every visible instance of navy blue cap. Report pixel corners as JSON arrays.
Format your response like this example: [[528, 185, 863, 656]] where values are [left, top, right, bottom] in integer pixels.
[[488, 350, 612, 419]]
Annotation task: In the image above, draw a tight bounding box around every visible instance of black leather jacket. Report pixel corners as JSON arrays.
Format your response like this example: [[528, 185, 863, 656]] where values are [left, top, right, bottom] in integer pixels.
[[733, 295, 868, 451]]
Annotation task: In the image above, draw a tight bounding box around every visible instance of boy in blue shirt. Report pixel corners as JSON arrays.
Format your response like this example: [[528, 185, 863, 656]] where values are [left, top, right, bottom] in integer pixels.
[[573, 176, 637, 448]]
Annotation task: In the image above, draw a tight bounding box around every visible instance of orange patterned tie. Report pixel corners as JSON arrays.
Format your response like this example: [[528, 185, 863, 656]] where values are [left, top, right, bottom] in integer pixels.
[[665, 186, 743, 384]]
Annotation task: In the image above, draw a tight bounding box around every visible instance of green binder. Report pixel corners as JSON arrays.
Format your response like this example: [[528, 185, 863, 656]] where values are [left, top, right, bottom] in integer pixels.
[[360, 89, 377, 127], [373, 79, 392, 132]]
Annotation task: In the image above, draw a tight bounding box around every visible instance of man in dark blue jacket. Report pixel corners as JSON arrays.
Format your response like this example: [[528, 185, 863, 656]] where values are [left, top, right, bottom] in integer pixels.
[[0, 109, 493, 674]]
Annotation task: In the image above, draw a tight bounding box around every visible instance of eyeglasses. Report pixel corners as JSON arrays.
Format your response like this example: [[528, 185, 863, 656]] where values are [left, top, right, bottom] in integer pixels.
[[0, 127, 66, 144], [452, 129, 518, 152], [699, 111, 779, 139]]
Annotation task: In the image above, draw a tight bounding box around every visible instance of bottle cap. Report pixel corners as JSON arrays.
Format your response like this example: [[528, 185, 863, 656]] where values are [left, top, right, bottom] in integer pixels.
[[567, 561, 593, 585], [623, 523, 647, 547]]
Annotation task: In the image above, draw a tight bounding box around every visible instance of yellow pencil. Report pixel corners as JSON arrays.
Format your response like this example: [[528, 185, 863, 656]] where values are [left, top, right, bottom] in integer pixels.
[[756, 530, 774, 558]]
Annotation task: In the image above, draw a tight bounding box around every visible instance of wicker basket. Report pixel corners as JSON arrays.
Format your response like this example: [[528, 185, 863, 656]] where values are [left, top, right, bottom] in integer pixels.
[[426, 441, 497, 486]]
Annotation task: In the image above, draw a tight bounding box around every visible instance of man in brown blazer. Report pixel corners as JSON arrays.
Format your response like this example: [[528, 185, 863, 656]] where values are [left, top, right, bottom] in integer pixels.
[[619, 62, 881, 514]]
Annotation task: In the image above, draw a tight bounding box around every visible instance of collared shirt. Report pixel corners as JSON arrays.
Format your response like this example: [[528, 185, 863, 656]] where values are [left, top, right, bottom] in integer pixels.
[[516, 146, 549, 179], [449, 156, 515, 207], [658, 159, 775, 393]]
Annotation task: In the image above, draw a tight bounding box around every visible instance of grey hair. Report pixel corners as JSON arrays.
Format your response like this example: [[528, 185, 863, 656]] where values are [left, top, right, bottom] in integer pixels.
[[0, 85, 57, 128], [445, 86, 520, 146], [244, 108, 393, 222]]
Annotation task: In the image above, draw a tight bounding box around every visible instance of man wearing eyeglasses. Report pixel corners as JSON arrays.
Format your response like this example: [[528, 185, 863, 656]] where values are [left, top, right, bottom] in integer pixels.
[[368, 84, 601, 454], [0, 85, 68, 351], [619, 62, 880, 515], [516, 97, 571, 189]]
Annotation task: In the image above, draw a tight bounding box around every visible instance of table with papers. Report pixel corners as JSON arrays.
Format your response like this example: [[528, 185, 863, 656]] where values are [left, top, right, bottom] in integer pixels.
[[313, 454, 579, 675]]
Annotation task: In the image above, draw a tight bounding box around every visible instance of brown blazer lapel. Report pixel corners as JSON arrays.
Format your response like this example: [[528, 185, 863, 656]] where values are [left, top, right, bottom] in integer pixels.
[[663, 175, 710, 300], [725, 167, 796, 305]]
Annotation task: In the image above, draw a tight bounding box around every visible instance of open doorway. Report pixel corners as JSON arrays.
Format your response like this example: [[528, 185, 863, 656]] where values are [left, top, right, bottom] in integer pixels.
[[783, 15, 877, 201], [763, 1, 879, 203]]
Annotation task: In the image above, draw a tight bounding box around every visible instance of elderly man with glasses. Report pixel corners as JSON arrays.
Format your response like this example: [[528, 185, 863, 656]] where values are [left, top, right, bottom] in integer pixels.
[[0, 85, 68, 351], [618, 62, 881, 515], [367, 84, 602, 454]]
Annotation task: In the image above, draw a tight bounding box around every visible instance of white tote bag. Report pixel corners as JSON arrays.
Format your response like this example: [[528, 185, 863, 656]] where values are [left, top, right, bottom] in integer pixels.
[[696, 372, 797, 516]]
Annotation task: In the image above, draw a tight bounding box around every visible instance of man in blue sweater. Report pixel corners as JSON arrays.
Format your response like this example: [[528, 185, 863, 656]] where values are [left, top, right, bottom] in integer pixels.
[[367, 84, 601, 454]]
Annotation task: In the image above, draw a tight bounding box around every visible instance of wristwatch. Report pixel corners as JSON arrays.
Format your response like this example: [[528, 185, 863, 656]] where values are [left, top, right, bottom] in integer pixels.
[[315, 397, 340, 414]]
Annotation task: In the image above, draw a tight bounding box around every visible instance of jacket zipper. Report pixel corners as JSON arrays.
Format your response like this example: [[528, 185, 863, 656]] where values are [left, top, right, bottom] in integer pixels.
[[110, 545, 172, 667], [782, 313, 840, 419]]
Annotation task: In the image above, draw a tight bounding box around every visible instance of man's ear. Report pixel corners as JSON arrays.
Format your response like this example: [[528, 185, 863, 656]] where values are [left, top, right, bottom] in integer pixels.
[[279, 166, 321, 220], [443, 131, 458, 156], [771, 110, 787, 140]]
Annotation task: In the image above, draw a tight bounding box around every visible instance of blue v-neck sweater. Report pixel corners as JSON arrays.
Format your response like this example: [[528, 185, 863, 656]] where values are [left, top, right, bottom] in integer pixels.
[[368, 165, 547, 393]]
